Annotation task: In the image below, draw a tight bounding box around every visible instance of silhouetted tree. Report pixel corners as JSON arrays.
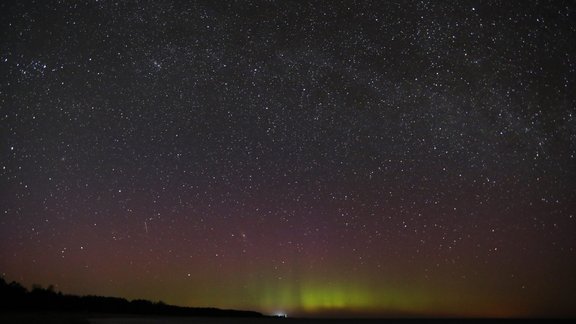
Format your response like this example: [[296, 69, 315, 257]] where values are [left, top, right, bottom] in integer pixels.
[[0, 277, 263, 318]]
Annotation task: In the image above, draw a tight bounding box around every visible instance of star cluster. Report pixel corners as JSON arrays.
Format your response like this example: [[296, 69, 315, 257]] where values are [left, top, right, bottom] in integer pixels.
[[1, 0, 576, 318]]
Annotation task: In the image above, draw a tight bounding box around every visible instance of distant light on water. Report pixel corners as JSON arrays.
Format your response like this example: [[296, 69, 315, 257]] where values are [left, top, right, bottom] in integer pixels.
[[274, 312, 287, 318]]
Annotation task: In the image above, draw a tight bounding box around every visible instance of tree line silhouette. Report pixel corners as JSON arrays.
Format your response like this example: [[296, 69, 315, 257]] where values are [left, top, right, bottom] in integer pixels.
[[0, 277, 263, 318]]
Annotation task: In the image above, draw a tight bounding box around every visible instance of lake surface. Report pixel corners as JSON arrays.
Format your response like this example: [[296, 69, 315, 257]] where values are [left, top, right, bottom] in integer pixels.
[[88, 318, 375, 324], [88, 317, 529, 324], [88, 319, 382, 324]]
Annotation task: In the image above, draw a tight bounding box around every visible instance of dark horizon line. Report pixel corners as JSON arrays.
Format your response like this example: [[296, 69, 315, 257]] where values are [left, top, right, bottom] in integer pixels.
[[0, 276, 267, 318], [2, 277, 575, 320]]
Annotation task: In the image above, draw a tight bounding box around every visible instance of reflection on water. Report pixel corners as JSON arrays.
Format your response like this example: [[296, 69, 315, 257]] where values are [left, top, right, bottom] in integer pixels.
[[89, 318, 388, 324], [88, 317, 522, 324], [90, 318, 290, 324]]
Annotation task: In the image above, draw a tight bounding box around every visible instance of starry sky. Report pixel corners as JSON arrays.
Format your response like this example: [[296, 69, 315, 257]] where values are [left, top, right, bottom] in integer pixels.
[[1, 0, 576, 318]]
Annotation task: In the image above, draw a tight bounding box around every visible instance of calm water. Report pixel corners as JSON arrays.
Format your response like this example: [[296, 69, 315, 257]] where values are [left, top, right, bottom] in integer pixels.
[[87, 317, 527, 324], [88, 319, 375, 324], [88, 319, 386, 324]]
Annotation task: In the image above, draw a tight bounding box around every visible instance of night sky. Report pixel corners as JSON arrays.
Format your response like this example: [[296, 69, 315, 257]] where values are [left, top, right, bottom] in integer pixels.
[[1, 0, 576, 318]]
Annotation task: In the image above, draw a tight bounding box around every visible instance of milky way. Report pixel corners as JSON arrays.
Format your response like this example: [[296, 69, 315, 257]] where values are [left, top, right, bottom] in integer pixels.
[[1, 0, 576, 318]]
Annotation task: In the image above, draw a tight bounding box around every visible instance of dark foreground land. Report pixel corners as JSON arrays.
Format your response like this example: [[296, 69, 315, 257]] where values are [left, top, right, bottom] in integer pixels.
[[0, 279, 569, 323], [0, 277, 263, 323]]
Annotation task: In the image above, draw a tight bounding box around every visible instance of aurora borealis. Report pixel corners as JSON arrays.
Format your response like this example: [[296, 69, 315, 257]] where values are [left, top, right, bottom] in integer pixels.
[[1, 0, 576, 319]]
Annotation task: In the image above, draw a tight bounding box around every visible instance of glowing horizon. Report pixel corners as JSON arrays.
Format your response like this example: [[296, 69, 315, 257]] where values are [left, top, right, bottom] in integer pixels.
[[2, 0, 575, 319]]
